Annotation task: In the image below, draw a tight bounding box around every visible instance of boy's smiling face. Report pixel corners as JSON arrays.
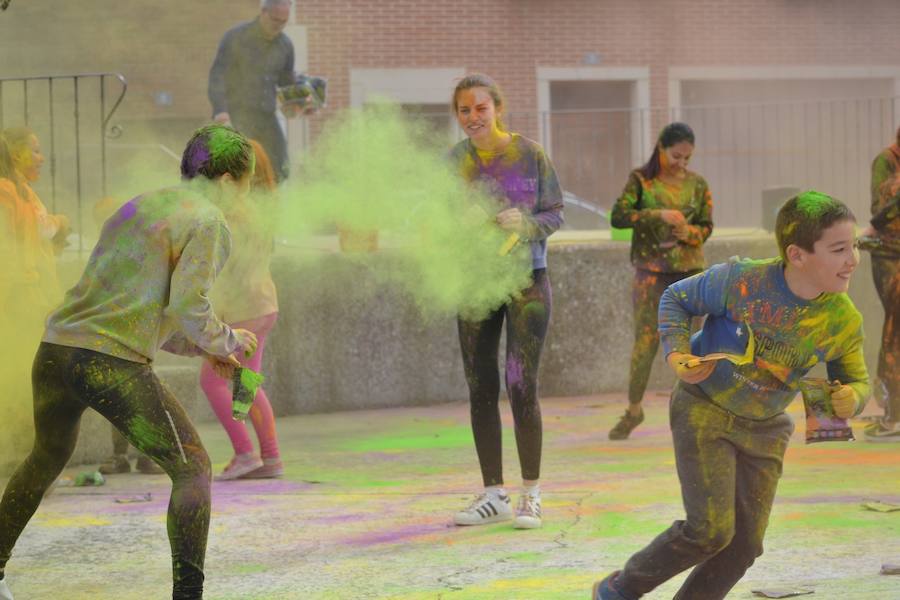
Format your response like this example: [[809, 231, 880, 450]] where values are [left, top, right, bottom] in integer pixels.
[[789, 219, 860, 295]]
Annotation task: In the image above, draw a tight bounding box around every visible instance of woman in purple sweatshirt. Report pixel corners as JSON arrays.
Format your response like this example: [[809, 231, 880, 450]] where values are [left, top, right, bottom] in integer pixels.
[[448, 74, 563, 531]]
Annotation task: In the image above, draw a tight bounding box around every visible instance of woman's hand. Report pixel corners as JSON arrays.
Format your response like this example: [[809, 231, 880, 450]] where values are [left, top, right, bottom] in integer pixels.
[[667, 351, 716, 384], [206, 353, 240, 379], [672, 223, 693, 242], [495, 208, 525, 233], [657, 209, 686, 226], [51, 214, 72, 255]]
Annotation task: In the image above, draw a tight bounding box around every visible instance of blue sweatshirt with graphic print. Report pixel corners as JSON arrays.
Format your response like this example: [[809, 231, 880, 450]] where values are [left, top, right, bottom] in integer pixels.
[[658, 257, 869, 420]]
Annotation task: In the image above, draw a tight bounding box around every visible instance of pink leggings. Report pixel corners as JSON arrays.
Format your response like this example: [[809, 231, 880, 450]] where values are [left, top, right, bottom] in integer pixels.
[[200, 312, 280, 458]]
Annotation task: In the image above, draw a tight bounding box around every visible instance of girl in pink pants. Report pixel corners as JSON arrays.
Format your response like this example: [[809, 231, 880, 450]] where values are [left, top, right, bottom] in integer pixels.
[[202, 139, 283, 480], [200, 313, 280, 479]]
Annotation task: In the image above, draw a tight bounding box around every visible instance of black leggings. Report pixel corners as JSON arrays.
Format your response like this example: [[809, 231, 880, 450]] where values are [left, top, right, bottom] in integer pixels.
[[0, 343, 211, 600], [628, 268, 699, 405], [458, 269, 551, 487]]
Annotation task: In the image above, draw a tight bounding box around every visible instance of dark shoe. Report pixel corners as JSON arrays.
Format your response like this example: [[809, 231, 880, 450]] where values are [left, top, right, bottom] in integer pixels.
[[592, 571, 632, 600], [608, 409, 645, 440], [136, 455, 164, 475], [98, 454, 131, 475]]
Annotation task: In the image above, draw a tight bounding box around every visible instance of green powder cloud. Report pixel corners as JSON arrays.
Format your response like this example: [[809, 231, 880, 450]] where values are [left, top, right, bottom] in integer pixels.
[[279, 101, 535, 320]]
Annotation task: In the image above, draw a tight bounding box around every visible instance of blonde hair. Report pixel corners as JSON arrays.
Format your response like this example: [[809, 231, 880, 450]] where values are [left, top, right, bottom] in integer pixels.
[[2, 126, 35, 173], [452, 73, 507, 131]]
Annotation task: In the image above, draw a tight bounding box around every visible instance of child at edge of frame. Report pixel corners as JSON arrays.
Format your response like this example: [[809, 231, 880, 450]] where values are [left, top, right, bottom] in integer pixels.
[[0, 124, 259, 600], [592, 190, 870, 600]]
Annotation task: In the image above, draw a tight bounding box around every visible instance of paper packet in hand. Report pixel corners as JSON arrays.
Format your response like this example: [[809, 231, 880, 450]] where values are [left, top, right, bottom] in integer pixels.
[[232, 367, 265, 422], [800, 377, 855, 443]]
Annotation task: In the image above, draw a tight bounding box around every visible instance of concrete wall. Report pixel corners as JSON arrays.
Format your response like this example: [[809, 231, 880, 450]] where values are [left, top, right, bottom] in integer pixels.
[[261, 232, 883, 410], [64, 231, 885, 465]]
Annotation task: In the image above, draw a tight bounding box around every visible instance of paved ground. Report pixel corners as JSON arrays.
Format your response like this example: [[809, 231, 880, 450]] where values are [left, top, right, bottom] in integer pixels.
[[2, 392, 899, 599]]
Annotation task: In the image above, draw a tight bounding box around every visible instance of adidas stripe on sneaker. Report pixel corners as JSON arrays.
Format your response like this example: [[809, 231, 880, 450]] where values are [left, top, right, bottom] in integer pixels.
[[453, 492, 512, 526]]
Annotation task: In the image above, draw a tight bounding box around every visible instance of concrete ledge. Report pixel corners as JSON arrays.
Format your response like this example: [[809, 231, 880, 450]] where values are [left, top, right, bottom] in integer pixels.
[[263, 230, 883, 413], [52, 229, 885, 466]]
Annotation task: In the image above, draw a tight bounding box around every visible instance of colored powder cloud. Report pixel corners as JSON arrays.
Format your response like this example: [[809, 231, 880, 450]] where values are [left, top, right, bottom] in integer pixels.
[[278, 101, 534, 321]]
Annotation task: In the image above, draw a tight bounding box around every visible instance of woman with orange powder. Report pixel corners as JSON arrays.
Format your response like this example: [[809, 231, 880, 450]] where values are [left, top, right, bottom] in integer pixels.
[[1, 127, 69, 319]]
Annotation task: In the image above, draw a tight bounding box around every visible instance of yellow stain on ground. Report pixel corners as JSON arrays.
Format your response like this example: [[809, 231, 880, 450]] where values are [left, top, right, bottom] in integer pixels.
[[35, 514, 112, 528], [446, 573, 595, 599]]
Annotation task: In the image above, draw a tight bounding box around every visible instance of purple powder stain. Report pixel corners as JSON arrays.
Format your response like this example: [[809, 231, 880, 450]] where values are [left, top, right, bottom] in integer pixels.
[[185, 145, 210, 177], [109, 200, 138, 228], [343, 521, 447, 547], [506, 356, 524, 389], [318, 513, 367, 525], [212, 479, 314, 496]]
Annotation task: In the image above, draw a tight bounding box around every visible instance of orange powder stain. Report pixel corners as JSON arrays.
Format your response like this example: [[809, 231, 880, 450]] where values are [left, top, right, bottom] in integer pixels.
[[787, 446, 896, 466]]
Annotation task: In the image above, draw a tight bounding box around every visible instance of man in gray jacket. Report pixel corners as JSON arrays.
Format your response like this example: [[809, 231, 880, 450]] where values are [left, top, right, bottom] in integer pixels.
[[208, 0, 295, 181]]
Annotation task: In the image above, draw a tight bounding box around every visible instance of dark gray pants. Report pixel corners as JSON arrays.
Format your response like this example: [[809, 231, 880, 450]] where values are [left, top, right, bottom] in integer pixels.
[[618, 383, 794, 600], [0, 343, 211, 599]]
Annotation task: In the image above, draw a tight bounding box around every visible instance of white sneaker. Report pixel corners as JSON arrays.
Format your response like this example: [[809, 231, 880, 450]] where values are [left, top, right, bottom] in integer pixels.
[[214, 453, 264, 481], [514, 492, 542, 529], [453, 492, 512, 526], [0, 578, 14, 600]]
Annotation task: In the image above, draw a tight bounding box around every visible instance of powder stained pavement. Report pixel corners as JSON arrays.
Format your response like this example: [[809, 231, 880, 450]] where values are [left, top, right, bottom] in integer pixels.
[[3, 393, 899, 599]]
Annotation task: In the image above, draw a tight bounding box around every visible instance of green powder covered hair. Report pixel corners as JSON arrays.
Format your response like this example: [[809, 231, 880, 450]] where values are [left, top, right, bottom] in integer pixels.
[[181, 124, 254, 181], [775, 190, 855, 260]]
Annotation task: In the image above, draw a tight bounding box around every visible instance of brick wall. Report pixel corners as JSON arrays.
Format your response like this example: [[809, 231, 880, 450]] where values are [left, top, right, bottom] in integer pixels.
[[2, 0, 898, 225], [2, 0, 898, 130], [297, 0, 900, 126], [0, 1, 260, 121]]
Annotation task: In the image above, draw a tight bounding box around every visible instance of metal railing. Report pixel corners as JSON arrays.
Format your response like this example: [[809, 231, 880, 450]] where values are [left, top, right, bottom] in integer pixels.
[[0, 73, 127, 250], [434, 96, 900, 229]]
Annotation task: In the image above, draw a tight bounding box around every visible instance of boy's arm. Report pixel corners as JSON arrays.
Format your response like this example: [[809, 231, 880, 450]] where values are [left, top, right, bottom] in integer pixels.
[[658, 261, 734, 356], [826, 321, 870, 418], [659, 262, 735, 383], [160, 330, 204, 357], [164, 220, 239, 358]]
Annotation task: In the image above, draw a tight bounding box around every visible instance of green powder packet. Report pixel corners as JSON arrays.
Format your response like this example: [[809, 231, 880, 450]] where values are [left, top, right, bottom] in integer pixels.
[[800, 377, 855, 443], [231, 367, 265, 422]]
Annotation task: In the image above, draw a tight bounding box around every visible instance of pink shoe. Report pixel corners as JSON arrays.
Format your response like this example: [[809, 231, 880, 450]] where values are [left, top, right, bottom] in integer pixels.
[[241, 458, 284, 479], [215, 453, 264, 481]]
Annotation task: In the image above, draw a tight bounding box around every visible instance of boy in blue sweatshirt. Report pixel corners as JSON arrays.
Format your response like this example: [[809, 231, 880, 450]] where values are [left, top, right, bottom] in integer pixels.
[[594, 191, 869, 600]]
